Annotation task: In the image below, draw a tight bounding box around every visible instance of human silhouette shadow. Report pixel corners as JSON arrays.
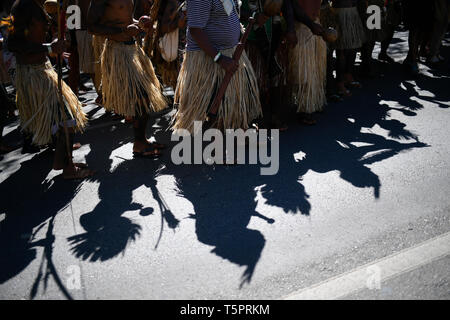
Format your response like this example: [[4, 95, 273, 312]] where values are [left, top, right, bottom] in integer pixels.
[[0, 150, 83, 298], [157, 52, 432, 287], [163, 160, 268, 288], [67, 114, 177, 261], [67, 158, 145, 262]]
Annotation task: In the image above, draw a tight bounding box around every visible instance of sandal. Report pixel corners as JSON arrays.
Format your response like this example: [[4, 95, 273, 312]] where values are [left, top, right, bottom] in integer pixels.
[[133, 146, 162, 159]]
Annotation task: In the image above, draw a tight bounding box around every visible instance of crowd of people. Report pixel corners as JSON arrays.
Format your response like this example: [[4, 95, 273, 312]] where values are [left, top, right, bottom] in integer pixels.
[[0, 0, 448, 180]]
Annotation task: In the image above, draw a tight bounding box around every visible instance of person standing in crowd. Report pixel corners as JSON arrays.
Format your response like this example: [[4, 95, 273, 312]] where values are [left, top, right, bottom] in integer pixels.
[[378, 0, 402, 63], [402, 0, 434, 75], [7, 0, 93, 178], [320, 0, 342, 102], [88, 0, 167, 158], [74, 0, 100, 95], [288, 0, 327, 125], [240, 0, 273, 129], [171, 0, 262, 133], [427, 0, 449, 64], [332, 0, 366, 97], [89, 0, 105, 105], [358, 0, 387, 77]]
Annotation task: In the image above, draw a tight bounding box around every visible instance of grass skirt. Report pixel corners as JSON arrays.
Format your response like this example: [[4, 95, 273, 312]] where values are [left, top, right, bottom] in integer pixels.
[[76, 30, 95, 74], [101, 40, 167, 117], [172, 48, 262, 133], [153, 48, 180, 90], [15, 61, 87, 145], [92, 35, 106, 94], [334, 7, 366, 50], [288, 22, 327, 114]]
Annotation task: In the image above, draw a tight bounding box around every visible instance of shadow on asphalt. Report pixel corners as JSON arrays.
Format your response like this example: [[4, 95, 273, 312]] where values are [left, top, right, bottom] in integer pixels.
[[1, 33, 449, 297]]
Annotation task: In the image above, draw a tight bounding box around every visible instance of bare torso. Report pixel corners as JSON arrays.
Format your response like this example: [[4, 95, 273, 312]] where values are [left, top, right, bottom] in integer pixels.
[[10, 0, 49, 65], [102, 0, 135, 41], [76, 0, 92, 28]]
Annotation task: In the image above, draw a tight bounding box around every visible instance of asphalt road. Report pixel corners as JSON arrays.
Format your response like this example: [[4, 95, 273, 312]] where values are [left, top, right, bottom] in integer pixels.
[[0, 31, 449, 300]]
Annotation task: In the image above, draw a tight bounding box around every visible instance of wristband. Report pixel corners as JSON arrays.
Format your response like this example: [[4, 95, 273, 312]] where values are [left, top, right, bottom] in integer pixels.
[[214, 52, 222, 63]]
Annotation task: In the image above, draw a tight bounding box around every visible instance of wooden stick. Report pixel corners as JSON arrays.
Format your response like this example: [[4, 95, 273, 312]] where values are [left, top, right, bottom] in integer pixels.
[[143, 0, 162, 57], [207, 16, 256, 119]]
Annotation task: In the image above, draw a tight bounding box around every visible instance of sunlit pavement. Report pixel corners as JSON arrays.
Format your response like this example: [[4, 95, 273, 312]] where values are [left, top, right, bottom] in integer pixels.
[[0, 31, 449, 300]]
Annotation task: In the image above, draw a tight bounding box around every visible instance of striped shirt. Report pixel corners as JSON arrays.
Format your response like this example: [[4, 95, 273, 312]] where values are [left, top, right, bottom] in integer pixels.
[[186, 0, 241, 51]]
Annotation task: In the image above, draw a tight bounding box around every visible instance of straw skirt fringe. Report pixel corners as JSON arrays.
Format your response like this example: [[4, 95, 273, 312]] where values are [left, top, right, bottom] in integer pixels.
[[334, 7, 366, 50], [101, 40, 167, 117], [76, 30, 95, 74], [154, 49, 179, 90], [172, 48, 262, 133], [92, 35, 106, 94], [288, 22, 327, 114], [15, 61, 87, 145]]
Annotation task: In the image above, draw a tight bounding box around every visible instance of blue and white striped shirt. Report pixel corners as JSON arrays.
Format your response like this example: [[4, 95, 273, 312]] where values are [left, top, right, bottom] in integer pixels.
[[186, 0, 241, 51]]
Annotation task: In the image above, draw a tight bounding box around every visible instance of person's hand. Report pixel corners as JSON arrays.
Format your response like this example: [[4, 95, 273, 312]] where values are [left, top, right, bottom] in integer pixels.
[[125, 24, 141, 37], [310, 22, 325, 36], [218, 55, 239, 74], [285, 31, 298, 47], [256, 13, 269, 27], [50, 38, 67, 55], [138, 15, 153, 32]]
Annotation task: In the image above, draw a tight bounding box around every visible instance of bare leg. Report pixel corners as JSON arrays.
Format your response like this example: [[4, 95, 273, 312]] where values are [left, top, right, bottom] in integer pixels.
[[380, 26, 395, 62], [132, 113, 162, 157], [336, 49, 351, 96], [53, 128, 94, 179]]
